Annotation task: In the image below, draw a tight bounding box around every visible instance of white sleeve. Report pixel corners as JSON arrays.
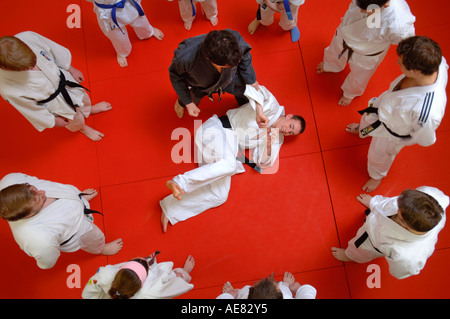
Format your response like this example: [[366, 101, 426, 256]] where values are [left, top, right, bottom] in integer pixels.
[[294, 284, 317, 299]]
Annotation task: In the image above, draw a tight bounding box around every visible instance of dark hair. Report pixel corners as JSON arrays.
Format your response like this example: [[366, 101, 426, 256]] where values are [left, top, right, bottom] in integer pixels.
[[248, 276, 283, 299], [108, 258, 149, 299], [0, 183, 35, 221], [397, 36, 442, 75], [292, 115, 306, 134], [397, 189, 443, 232], [356, 0, 389, 10], [0, 36, 36, 71], [201, 30, 242, 67]]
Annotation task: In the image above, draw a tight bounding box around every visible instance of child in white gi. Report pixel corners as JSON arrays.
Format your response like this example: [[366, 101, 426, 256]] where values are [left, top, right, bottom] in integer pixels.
[[346, 36, 448, 192], [0, 173, 123, 269], [217, 272, 317, 299], [87, 0, 164, 67], [0, 31, 112, 141], [160, 85, 306, 232], [317, 0, 415, 106], [248, 0, 306, 42], [82, 252, 195, 299], [332, 186, 449, 279], [174, 0, 218, 31]]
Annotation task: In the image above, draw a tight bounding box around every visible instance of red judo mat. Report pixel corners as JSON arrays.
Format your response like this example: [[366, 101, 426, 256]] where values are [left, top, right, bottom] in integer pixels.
[[0, 0, 449, 299]]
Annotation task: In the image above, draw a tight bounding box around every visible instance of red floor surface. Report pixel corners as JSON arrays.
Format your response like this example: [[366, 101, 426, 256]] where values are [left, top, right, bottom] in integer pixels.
[[0, 0, 449, 299]]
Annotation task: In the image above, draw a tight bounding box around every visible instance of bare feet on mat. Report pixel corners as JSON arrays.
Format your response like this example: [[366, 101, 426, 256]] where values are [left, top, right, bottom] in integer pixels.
[[184, 21, 193, 30], [338, 95, 353, 106], [316, 61, 326, 74], [81, 126, 105, 141], [210, 17, 218, 26], [80, 189, 98, 201], [345, 123, 360, 135], [117, 55, 128, 67], [356, 193, 373, 208], [91, 101, 112, 114], [101, 238, 123, 255], [183, 255, 195, 274], [248, 18, 260, 35], [331, 247, 352, 261], [152, 28, 164, 40], [222, 282, 239, 298], [283, 271, 301, 293], [362, 178, 382, 193]]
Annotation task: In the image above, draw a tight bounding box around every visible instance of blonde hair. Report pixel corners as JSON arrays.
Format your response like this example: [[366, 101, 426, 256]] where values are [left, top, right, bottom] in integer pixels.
[[0, 36, 36, 71]]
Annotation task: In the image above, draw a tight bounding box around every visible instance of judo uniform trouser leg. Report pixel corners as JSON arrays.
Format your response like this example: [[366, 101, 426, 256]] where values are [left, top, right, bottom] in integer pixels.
[[345, 224, 384, 263], [79, 223, 106, 255], [178, 0, 218, 24], [129, 15, 154, 39], [367, 136, 405, 180], [102, 28, 132, 58], [323, 30, 388, 99], [65, 93, 92, 132], [258, 4, 299, 31]]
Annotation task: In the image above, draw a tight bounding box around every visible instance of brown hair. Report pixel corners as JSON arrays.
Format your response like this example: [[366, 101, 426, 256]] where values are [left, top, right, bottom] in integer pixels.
[[108, 259, 149, 299], [397, 36, 442, 76], [248, 275, 283, 299], [0, 183, 35, 221], [0, 36, 36, 71], [397, 189, 443, 232]]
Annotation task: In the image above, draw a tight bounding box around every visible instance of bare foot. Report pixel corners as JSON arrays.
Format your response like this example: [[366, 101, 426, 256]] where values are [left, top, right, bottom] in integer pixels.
[[174, 100, 185, 118], [222, 281, 239, 298], [248, 18, 260, 35], [356, 193, 373, 208], [283, 271, 300, 293], [152, 28, 164, 40], [166, 180, 183, 200], [91, 101, 112, 114], [183, 255, 195, 274], [80, 189, 98, 201], [316, 61, 326, 74], [338, 95, 353, 106], [161, 211, 170, 233], [101, 238, 123, 255], [117, 55, 128, 67], [210, 17, 218, 26], [331, 247, 352, 262], [345, 123, 360, 135], [184, 21, 193, 30], [80, 126, 105, 141], [362, 178, 382, 193]]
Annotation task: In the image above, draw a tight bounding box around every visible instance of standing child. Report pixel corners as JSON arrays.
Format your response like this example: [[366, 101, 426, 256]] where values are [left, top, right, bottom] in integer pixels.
[[87, 0, 164, 67], [82, 252, 195, 299], [317, 0, 415, 106], [217, 272, 317, 299], [332, 186, 449, 279], [248, 0, 306, 42], [175, 0, 218, 31]]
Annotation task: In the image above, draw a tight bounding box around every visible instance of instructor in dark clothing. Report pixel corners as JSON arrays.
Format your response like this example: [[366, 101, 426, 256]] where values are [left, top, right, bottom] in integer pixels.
[[169, 29, 259, 118]]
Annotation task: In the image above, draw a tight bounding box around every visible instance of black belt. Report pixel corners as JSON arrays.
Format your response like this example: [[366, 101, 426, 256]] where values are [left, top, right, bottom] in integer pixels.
[[339, 40, 385, 63], [358, 106, 411, 139], [59, 194, 104, 247], [218, 115, 262, 173], [354, 209, 382, 254], [38, 71, 90, 112]]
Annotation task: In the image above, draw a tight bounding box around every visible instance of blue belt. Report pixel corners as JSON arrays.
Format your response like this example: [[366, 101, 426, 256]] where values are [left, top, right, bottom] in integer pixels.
[[95, 0, 145, 34], [282, 0, 301, 42], [190, 0, 196, 16]]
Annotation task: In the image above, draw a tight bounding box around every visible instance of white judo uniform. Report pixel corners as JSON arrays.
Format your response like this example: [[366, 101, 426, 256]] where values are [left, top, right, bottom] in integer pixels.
[[160, 85, 285, 225], [0, 173, 105, 270], [256, 0, 306, 31], [88, 0, 155, 58], [82, 260, 193, 299], [177, 0, 218, 25], [0, 31, 90, 132], [358, 57, 448, 180], [345, 186, 449, 279], [323, 0, 415, 99], [216, 281, 317, 299]]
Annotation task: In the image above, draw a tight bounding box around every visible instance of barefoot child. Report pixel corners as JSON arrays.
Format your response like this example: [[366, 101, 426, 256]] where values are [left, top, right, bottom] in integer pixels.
[[346, 36, 448, 192], [0, 31, 112, 141], [82, 252, 195, 299], [248, 0, 306, 42], [176, 0, 218, 31], [332, 186, 449, 279], [87, 0, 164, 67], [217, 272, 316, 299], [317, 0, 415, 106], [0, 173, 123, 270]]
